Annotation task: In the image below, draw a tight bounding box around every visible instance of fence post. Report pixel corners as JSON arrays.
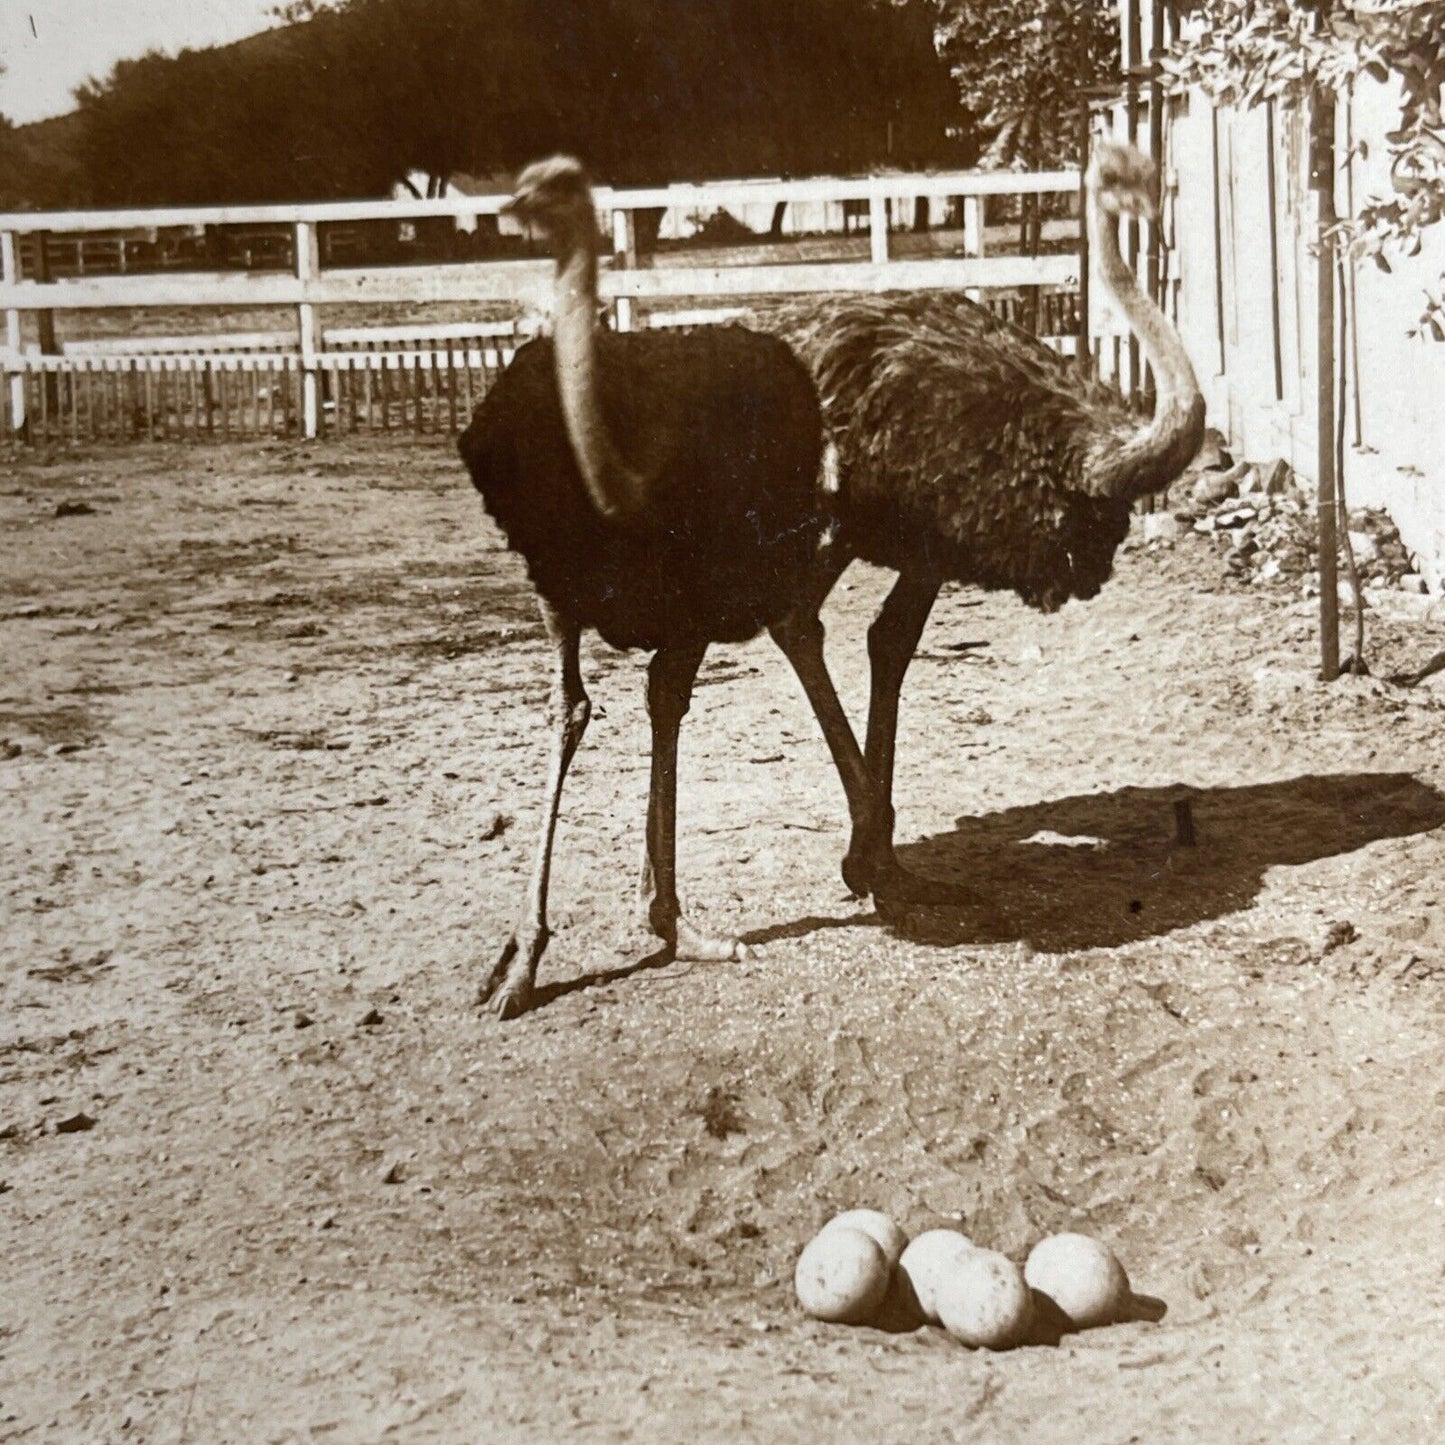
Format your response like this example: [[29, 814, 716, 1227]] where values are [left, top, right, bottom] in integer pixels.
[[611, 209, 635, 332], [961, 195, 985, 301], [2, 231, 24, 437], [868, 193, 889, 266], [295, 220, 321, 438]]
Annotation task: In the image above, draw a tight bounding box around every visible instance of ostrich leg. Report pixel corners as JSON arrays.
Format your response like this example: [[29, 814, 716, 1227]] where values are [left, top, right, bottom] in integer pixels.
[[641, 642, 751, 960], [774, 555, 978, 907], [480, 599, 589, 1018], [768, 605, 887, 899], [855, 569, 980, 905]]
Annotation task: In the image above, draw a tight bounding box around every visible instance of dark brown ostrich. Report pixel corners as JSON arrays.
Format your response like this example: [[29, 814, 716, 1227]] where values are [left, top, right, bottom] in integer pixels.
[[458, 157, 872, 1017], [772, 140, 1207, 900]]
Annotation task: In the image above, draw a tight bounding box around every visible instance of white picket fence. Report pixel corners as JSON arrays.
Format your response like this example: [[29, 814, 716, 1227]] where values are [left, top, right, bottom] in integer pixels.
[[1, 169, 1091, 442]]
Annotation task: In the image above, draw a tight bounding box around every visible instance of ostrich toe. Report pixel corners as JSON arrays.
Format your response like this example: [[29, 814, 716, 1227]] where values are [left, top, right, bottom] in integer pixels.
[[478, 931, 545, 1018], [673, 916, 751, 963]]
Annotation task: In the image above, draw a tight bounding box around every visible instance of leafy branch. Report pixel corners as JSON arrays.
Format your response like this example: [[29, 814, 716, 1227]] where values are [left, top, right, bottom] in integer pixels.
[[1164, 1, 1445, 333]]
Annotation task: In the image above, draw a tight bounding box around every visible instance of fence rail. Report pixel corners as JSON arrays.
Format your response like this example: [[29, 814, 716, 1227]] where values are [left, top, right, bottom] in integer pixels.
[[3, 168, 1087, 443]]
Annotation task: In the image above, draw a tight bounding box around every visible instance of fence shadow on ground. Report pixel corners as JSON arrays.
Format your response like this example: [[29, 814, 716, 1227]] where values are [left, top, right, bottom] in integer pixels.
[[873, 771, 1445, 952]]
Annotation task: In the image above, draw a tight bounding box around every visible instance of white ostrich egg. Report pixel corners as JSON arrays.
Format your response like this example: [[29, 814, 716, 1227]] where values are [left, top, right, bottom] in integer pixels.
[[1024, 1232, 1131, 1330], [794, 1226, 891, 1325], [819, 1209, 909, 1269], [935, 1248, 1034, 1350], [897, 1228, 975, 1324]]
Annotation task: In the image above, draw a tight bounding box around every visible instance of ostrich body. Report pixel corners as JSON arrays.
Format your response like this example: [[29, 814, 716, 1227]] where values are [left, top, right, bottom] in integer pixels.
[[459, 157, 874, 1017], [772, 140, 1208, 897]]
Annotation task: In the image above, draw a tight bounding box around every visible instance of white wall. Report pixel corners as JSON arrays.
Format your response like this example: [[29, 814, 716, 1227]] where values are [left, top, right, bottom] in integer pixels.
[[1167, 82, 1445, 589]]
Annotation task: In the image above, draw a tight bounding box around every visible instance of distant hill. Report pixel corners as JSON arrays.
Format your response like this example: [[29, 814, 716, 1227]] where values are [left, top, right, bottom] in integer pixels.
[[2, 109, 89, 209]]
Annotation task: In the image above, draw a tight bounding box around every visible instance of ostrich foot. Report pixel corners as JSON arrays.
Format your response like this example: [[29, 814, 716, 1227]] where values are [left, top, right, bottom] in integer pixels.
[[869, 862, 990, 909], [478, 930, 546, 1020], [672, 916, 752, 963], [842, 844, 990, 909]]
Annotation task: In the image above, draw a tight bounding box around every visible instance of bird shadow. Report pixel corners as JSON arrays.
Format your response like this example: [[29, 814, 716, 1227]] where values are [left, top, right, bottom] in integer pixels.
[[522, 771, 1444, 1012], [530, 943, 681, 1010], [874, 770, 1445, 951]]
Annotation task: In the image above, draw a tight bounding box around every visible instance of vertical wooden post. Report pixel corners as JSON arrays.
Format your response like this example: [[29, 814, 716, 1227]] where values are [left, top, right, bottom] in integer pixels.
[[868, 192, 889, 266], [1264, 101, 1285, 401], [1146, 0, 1167, 399], [611, 209, 635, 332], [1310, 83, 1339, 682], [295, 220, 321, 439], [1123, 0, 1143, 399], [1077, 106, 1093, 375], [34, 230, 61, 415], [1, 230, 24, 437]]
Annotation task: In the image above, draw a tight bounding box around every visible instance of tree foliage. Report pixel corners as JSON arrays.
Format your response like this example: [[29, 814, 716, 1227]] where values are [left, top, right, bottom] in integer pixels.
[[1164, 1, 1445, 335], [933, 0, 1121, 168], [68, 0, 963, 206]]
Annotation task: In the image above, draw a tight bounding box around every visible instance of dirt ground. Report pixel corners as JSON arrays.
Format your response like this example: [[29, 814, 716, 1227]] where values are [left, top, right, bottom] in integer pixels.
[[3, 438, 1445, 1444]]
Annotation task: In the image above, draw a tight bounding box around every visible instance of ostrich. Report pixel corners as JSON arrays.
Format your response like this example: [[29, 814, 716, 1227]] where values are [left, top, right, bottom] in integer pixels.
[[769, 139, 1207, 900], [458, 157, 878, 1017]]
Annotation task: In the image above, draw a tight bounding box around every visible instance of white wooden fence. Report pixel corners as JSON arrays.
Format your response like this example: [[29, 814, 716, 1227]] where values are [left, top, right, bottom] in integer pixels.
[[1, 169, 1087, 442]]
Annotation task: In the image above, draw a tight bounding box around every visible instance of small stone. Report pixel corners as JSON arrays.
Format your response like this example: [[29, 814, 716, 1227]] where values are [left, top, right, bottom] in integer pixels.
[[0, 740, 20, 761], [55, 1111, 97, 1134], [382, 1161, 405, 1185], [1259, 458, 1293, 494], [294, 1011, 315, 1029], [1346, 531, 1379, 564], [1143, 512, 1184, 543], [54, 500, 96, 518], [358, 1007, 384, 1027], [1192, 465, 1243, 508], [1193, 516, 1217, 534], [1192, 428, 1233, 471]]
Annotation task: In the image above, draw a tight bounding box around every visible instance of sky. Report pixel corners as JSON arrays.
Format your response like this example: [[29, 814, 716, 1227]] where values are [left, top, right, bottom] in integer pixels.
[[0, 0, 282, 123]]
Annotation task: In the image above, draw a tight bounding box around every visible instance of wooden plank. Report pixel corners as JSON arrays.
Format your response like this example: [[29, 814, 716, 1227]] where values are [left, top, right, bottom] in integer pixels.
[[2, 230, 23, 434], [64, 331, 295, 356], [324, 320, 517, 346], [0, 169, 1077, 235], [0, 253, 1075, 314], [868, 196, 889, 266], [296, 220, 321, 439]]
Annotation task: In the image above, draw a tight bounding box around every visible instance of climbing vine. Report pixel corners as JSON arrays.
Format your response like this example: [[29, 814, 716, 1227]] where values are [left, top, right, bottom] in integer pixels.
[[1163, 1, 1445, 336]]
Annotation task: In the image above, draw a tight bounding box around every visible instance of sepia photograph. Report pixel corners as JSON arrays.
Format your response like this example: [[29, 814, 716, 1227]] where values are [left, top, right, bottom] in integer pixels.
[[1, 1, 1443, 1439]]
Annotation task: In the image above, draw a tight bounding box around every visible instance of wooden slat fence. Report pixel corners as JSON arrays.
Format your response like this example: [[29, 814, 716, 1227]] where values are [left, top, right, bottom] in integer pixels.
[[2, 168, 1110, 443]]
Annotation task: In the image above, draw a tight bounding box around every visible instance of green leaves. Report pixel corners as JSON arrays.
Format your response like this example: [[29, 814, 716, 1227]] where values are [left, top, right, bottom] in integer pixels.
[[1169, 2, 1445, 326], [934, 0, 1120, 167]]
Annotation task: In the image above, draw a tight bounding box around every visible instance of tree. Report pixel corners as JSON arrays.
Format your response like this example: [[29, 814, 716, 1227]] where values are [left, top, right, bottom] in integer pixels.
[[72, 0, 964, 206], [933, 0, 1121, 170]]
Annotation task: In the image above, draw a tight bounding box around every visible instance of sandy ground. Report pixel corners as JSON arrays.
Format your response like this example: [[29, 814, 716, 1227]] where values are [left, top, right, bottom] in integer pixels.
[[2, 438, 1445, 1444]]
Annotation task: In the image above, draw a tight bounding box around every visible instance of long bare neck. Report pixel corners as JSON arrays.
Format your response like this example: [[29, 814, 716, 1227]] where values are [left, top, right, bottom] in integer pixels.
[[1083, 197, 1205, 502], [551, 240, 646, 519]]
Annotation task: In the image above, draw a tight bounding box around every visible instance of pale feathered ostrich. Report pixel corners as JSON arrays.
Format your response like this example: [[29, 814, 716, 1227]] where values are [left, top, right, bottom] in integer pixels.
[[771, 140, 1207, 900], [458, 157, 869, 1017]]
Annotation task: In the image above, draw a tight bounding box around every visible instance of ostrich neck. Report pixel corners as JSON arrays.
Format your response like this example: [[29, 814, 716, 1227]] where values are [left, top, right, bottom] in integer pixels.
[[1084, 198, 1205, 501], [551, 244, 646, 520]]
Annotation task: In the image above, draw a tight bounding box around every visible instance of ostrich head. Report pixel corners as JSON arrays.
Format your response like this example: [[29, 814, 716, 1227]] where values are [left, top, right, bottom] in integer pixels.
[[1086, 139, 1158, 220], [503, 155, 597, 250]]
